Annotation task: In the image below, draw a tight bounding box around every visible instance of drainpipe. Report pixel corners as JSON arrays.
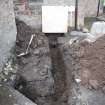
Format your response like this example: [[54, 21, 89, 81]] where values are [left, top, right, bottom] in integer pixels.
[[75, 0, 78, 30], [97, 0, 100, 17]]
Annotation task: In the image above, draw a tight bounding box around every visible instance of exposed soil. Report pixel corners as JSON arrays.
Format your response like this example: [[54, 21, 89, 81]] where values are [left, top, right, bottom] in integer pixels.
[[14, 17, 105, 105], [48, 35, 68, 105], [2, 18, 105, 105], [79, 36, 105, 90], [15, 20, 69, 105], [15, 19, 38, 55]]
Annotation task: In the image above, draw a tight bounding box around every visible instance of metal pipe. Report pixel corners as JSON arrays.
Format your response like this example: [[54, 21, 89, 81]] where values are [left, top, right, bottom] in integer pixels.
[[97, 0, 100, 17], [75, 0, 78, 30]]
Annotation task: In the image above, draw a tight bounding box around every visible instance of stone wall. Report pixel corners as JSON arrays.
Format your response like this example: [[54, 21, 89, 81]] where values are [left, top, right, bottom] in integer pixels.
[[0, 0, 17, 72]]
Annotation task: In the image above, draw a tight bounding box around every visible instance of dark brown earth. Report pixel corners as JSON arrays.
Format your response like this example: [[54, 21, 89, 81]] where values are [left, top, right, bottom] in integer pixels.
[[15, 19, 68, 105], [14, 18, 105, 105], [15, 19, 53, 103], [15, 19, 42, 55], [78, 36, 105, 90]]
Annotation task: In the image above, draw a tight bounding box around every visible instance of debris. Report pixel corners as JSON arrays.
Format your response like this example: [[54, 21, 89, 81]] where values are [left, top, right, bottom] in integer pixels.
[[69, 37, 78, 45], [82, 28, 89, 33], [17, 52, 28, 57], [9, 94, 12, 97], [75, 79, 81, 83], [33, 49, 40, 55], [26, 34, 35, 53], [3, 78, 7, 82], [4, 71, 8, 75], [70, 31, 97, 43], [89, 80, 99, 90], [17, 34, 35, 57], [10, 75, 16, 81]]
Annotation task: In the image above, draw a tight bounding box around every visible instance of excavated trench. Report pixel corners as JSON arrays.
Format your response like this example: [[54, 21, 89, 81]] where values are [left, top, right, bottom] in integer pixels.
[[14, 20, 71, 105], [46, 34, 68, 105]]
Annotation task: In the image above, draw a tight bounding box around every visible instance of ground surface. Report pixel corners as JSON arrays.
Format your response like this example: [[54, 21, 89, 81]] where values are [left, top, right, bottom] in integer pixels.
[[58, 34, 105, 105], [14, 20, 69, 105], [79, 36, 105, 90], [1, 16, 105, 105]]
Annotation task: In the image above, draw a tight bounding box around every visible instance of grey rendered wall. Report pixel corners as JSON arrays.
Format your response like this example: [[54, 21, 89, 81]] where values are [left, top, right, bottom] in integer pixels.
[[83, 0, 99, 17], [0, 0, 17, 72]]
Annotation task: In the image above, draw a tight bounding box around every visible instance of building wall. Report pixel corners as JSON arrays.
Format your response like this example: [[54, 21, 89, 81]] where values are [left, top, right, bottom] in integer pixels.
[[80, 0, 99, 17], [14, 0, 100, 28], [43, 0, 99, 27]]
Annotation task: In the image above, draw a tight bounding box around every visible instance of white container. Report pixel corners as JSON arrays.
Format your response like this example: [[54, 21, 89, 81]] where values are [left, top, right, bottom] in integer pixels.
[[42, 6, 68, 33]]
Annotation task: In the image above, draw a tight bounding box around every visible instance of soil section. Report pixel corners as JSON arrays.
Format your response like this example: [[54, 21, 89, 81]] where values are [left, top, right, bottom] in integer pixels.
[[79, 36, 105, 90], [15, 20, 69, 105], [47, 35, 68, 105], [15, 19, 54, 105]]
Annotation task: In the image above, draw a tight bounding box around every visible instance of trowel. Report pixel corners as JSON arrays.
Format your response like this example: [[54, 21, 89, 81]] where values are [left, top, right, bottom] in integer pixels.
[[17, 34, 35, 57]]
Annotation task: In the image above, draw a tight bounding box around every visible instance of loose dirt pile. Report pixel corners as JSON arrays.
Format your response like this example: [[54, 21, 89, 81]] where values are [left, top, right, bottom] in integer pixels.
[[78, 36, 105, 91]]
